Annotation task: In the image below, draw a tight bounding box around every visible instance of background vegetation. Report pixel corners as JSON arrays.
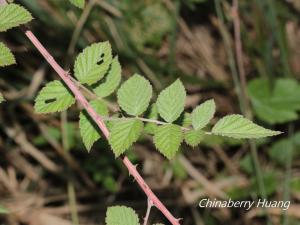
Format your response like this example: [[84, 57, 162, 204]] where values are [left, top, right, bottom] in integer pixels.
[[1, 0, 300, 224]]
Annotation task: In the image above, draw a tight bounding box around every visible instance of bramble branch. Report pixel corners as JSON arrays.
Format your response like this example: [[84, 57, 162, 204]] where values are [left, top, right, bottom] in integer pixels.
[[23, 28, 181, 225]]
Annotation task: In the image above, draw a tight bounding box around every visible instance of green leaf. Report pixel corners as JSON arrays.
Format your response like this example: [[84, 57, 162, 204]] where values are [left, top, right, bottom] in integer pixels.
[[0, 205, 9, 214], [34, 80, 75, 113], [248, 78, 300, 124], [157, 79, 186, 123], [212, 114, 281, 139], [0, 3, 33, 32], [182, 112, 192, 128], [251, 171, 278, 197], [69, 0, 85, 8], [125, 3, 172, 50], [93, 57, 121, 97], [74, 42, 112, 85], [239, 154, 254, 174], [0, 92, 4, 103], [105, 206, 139, 225], [290, 178, 300, 193], [33, 126, 61, 146], [269, 138, 293, 166], [192, 99, 215, 130], [79, 100, 108, 151], [184, 129, 205, 147], [0, 42, 15, 67], [62, 122, 77, 151], [153, 124, 183, 159], [109, 119, 143, 157], [144, 103, 158, 135], [268, 132, 300, 166], [171, 158, 187, 180], [117, 74, 152, 116]]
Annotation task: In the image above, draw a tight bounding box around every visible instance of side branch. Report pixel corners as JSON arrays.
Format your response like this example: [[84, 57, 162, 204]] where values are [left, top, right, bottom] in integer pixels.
[[24, 30, 180, 225]]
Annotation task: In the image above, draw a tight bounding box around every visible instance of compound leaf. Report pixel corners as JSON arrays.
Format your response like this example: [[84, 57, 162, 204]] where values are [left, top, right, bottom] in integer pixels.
[[69, 0, 85, 8], [184, 129, 205, 147], [0, 3, 33, 32], [109, 119, 143, 157], [79, 100, 108, 151], [153, 124, 183, 159], [212, 114, 281, 139], [157, 79, 186, 123], [105, 206, 139, 225], [74, 42, 112, 85], [34, 80, 75, 113], [117, 74, 152, 116], [0, 42, 15, 67], [93, 57, 121, 97], [192, 99, 215, 130]]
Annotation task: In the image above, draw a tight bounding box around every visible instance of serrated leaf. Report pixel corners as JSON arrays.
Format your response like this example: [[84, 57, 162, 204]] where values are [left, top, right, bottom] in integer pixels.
[[248, 78, 300, 124], [69, 0, 85, 8], [109, 119, 143, 157], [79, 100, 108, 151], [74, 42, 112, 85], [153, 124, 183, 159], [0, 3, 33, 32], [34, 80, 75, 113], [157, 79, 186, 123], [0, 42, 16, 67], [192, 99, 215, 130], [105, 206, 139, 225], [0, 92, 4, 103], [117, 74, 152, 116], [93, 57, 121, 97], [212, 114, 281, 139], [184, 129, 205, 147]]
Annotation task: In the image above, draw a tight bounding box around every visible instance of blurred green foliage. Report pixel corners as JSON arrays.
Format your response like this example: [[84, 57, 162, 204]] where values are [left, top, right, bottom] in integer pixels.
[[248, 78, 300, 124]]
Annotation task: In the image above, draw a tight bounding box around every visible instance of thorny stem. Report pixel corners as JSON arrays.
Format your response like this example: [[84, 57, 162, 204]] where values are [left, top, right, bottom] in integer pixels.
[[69, 76, 118, 112], [69, 78, 203, 132], [23, 30, 181, 225], [143, 198, 154, 225]]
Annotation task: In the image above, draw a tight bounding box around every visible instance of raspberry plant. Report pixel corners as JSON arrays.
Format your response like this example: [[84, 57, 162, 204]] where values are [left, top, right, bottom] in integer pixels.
[[0, 2, 282, 225], [32, 40, 280, 158]]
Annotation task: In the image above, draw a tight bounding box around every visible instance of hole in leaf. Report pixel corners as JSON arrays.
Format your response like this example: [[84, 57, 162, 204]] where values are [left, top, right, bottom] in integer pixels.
[[45, 98, 56, 104], [97, 59, 104, 65], [97, 53, 105, 65]]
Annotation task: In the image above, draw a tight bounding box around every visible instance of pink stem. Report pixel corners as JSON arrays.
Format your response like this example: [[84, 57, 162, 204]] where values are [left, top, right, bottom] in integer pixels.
[[24, 30, 180, 225], [143, 198, 154, 225]]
